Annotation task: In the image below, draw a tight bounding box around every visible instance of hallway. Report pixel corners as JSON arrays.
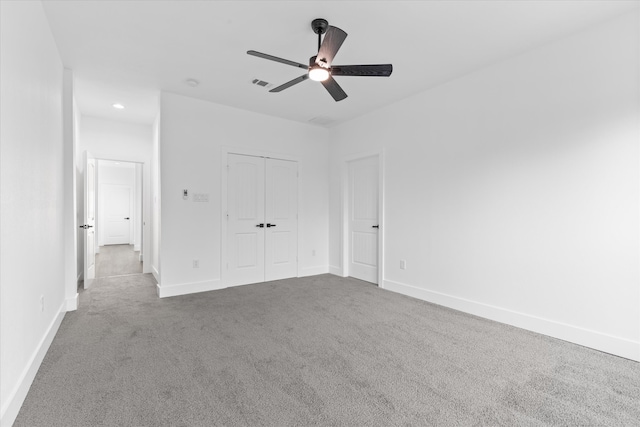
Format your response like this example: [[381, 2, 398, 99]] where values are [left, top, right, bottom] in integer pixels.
[[95, 244, 142, 277]]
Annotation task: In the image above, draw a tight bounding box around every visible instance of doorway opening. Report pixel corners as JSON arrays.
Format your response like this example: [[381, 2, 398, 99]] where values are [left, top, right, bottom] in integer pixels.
[[94, 159, 144, 278]]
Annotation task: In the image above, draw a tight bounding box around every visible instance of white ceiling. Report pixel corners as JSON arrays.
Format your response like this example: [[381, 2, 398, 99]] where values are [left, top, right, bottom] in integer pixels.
[[42, 0, 639, 127]]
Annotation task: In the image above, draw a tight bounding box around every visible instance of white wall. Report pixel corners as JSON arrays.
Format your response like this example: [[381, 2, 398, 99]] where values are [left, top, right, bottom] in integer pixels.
[[63, 69, 78, 311], [78, 117, 153, 273], [0, 2, 67, 425], [158, 92, 330, 296], [329, 11, 640, 361]]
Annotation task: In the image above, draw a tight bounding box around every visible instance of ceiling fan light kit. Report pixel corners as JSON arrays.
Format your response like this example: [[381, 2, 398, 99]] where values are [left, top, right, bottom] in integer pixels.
[[247, 18, 393, 102]]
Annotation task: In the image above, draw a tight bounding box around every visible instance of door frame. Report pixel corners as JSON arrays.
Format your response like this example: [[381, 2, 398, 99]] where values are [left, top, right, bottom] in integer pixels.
[[94, 157, 147, 267], [340, 149, 385, 287], [220, 146, 300, 288]]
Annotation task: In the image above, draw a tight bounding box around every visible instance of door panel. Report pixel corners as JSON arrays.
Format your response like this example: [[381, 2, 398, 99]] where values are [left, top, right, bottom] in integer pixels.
[[265, 158, 298, 281], [226, 154, 298, 286], [83, 152, 96, 288], [227, 154, 265, 285], [349, 156, 379, 284], [103, 185, 131, 245]]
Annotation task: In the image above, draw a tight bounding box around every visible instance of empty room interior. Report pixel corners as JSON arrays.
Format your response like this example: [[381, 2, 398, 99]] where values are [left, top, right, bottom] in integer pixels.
[[1, 1, 640, 426]]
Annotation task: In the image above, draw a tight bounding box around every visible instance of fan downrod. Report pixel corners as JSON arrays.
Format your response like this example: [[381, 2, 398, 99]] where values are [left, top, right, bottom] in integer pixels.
[[311, 18, 329, 35]]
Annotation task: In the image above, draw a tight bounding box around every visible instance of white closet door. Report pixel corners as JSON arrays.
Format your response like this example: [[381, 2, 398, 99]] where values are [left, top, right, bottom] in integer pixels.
[[349, 156, 379, 284], [227, 154, 265, 286], [265, 158, 298, 281]]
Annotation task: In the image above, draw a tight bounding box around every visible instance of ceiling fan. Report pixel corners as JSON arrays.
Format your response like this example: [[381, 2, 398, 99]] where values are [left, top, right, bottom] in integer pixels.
[[247, 18, 393, 102]]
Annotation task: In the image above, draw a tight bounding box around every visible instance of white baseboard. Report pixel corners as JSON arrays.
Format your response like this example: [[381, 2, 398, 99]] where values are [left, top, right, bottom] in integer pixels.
[[151, 266, 160, 283], [383, 279, 640, 362], [134, 244, 141, 252], [329, 265, 344, 276], [298, 265, 329, 277], [0, 302, 66, 427], [157, 279, 224, 298], [65, 293, 78, 311]]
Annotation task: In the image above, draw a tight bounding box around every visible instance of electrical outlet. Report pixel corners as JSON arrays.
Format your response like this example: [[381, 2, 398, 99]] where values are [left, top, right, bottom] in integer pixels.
[[400, 260, 407, 270], [40, 295, 45, 312], [193, 259, 199, 268]]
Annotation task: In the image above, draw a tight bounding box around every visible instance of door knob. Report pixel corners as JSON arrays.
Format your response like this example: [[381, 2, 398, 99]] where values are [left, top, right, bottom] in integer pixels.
[[256, 223, 265, 228], [124, 217, 130, 220], [266, 223, 276, 227], [372, 225, 379, 228]]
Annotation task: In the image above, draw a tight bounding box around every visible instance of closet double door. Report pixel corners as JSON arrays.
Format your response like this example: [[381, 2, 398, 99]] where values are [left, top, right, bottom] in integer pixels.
[[226, 153, 298, 286]]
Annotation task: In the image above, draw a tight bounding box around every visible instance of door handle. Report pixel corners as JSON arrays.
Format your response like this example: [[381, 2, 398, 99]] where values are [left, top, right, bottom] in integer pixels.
[[124, 217, 130, 220], [266, 223, 276, 228], [372, 225, 379, 229], [256, 223, 265, 228], [79, 225, 94, 229]]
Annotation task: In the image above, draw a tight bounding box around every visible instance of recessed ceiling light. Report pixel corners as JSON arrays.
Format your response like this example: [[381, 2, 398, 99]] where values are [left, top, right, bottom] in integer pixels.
[[112, 103, 125, 109], [185, 78, 200, 87]]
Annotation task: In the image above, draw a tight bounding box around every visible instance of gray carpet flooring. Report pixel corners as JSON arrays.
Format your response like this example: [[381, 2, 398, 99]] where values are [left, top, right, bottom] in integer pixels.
[[14, 274, 640, 426], [95, 244, 142, 278]]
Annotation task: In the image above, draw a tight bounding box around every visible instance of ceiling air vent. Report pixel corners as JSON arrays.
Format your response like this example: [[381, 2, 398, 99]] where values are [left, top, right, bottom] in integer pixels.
[[251, 78, 272, 88]]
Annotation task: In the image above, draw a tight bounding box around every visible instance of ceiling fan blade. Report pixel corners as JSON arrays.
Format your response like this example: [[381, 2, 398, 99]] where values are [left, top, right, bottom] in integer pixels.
[[316, 26, 347, 67], [321, 76, 348, 102], [331, 64, 393, 77], [269, 74, 309, 92], [247, 50, 307, 70]]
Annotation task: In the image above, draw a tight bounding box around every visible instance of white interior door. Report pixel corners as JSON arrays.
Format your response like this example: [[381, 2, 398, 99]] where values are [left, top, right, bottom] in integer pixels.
[[226, 153, 298, 286], [349, 156, 379, 284], [103, 184, 131, 245], [227, 154, 266, 286], [265, 158, 298, 281], [82, 152, 96, 288]]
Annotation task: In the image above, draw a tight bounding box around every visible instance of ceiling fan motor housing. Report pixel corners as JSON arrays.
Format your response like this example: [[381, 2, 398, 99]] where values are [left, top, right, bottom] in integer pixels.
[[311, 18, 329, 35]]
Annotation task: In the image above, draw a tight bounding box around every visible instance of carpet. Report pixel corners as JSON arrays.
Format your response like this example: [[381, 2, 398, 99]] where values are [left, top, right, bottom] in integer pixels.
[[13, 274, 640, 426]]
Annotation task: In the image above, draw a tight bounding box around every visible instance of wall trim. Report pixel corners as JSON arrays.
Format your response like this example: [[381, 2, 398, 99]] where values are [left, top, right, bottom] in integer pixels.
[[151, 266, 160, 284], [0, 302, 66, 427], [157, 279, 223, 298], [383, 279, 640, 362], [298, 266, 329, 277], [329, 265, 345, 276], [65, 293, 79, 311]]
